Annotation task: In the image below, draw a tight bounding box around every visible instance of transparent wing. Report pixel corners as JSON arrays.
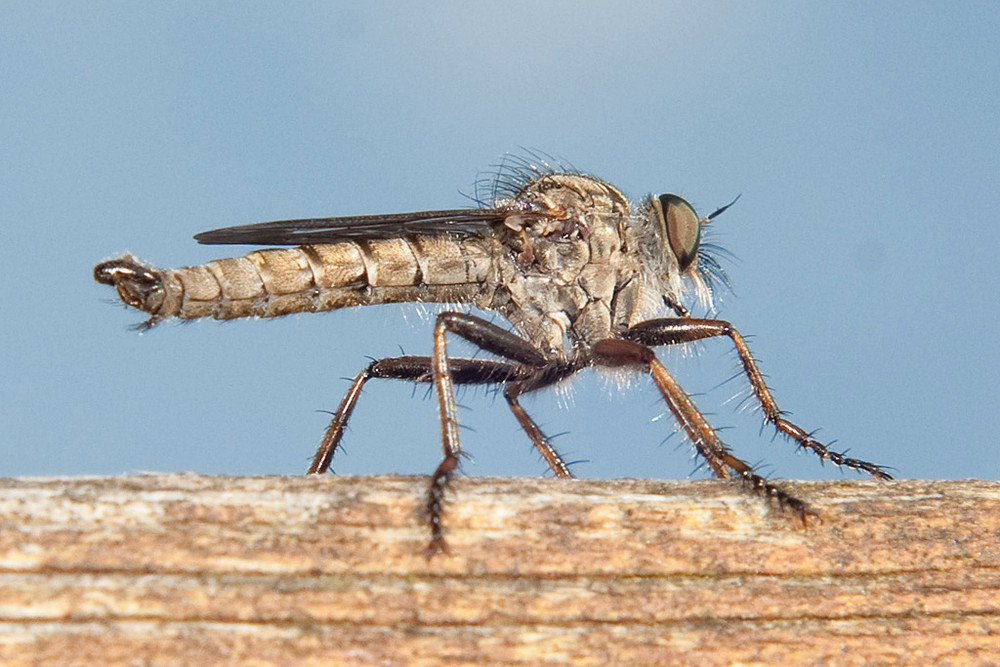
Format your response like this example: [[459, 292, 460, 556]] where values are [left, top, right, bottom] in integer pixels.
[[194, 208, 508, 246]]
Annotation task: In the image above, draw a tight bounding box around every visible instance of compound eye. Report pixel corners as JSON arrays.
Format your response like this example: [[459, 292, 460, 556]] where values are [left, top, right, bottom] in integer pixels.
[[656, 193, 701, 271]]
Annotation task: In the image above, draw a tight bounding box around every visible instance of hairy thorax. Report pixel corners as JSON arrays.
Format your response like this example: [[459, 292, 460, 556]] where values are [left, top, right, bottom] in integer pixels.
[[485, 173, 636, 359]]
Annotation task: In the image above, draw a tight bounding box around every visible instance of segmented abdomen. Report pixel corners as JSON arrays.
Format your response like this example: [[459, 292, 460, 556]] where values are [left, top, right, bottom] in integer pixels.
[[97, 235, 496, 325]]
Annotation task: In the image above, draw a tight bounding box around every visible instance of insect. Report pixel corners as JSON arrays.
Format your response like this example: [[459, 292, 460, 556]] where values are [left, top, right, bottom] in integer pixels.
[[94, 155, 892, 555]]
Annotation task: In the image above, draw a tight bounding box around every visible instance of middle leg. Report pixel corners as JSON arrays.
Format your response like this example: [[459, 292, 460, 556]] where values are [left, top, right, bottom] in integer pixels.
[[427, 312, 582, 555], [309, 345, 579, 555]]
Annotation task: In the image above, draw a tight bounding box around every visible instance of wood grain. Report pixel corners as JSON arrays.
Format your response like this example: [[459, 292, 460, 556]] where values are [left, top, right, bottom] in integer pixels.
[[0, 475, 997, 665]]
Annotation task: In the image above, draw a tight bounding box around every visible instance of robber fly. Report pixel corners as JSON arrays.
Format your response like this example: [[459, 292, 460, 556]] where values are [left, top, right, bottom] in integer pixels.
[[94, 155, 892, 555]]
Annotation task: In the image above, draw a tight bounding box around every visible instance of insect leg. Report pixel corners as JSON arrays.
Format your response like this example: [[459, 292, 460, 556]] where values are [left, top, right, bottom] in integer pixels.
[[623, 318, 893, 480], [592, 338, 816, 520], [308, 341, 570, 556], [307, 365, 370, 475], [428, 311, 553, 556], [307, 356, 533, 475], [500, 356, 587, 480], [504, 384, 574, 479]]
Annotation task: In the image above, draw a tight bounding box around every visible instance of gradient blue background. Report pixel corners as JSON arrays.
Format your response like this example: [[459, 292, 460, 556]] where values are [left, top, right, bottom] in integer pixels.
[[3, 2, 998, 482]]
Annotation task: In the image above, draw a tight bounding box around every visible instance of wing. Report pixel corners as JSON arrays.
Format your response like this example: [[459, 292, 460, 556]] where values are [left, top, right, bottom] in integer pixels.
[[194, 208, 508, 246]]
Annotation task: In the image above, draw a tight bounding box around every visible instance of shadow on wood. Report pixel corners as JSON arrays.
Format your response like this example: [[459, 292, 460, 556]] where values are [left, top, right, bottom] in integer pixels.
[[1, 475, 998, 665]]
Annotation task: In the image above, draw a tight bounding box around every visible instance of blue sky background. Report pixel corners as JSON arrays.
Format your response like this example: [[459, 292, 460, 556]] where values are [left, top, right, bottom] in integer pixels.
[[3, 2, 998, 483]]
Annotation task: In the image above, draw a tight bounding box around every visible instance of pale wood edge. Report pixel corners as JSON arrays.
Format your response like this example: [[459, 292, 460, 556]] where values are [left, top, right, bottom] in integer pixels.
[[1, 475, 998, 666]]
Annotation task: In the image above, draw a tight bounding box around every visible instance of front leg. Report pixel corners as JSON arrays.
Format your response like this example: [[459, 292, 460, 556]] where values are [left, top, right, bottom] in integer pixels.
[[623, 318, 892, 480], [592, 338, 816, 520]]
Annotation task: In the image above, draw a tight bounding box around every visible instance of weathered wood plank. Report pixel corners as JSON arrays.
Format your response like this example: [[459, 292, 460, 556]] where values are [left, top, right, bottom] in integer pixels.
[[0, 475, 997, 665]]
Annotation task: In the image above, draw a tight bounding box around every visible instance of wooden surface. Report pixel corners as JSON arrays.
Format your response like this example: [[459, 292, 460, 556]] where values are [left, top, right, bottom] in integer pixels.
[[0, 474, 998, 666]]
